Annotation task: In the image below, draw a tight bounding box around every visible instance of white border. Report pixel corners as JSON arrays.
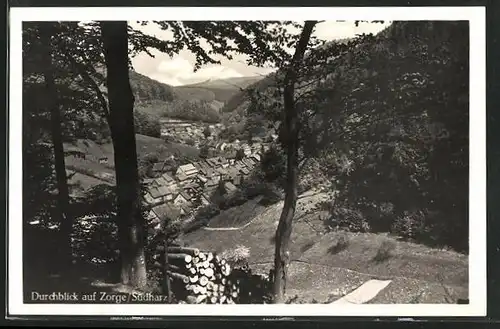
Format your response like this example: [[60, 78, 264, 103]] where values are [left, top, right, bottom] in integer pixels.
[[8, 6, 486, 317]]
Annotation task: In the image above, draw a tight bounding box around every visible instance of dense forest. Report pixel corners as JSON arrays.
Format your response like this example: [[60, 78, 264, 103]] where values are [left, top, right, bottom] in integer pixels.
[[22, 20, 469, 304]]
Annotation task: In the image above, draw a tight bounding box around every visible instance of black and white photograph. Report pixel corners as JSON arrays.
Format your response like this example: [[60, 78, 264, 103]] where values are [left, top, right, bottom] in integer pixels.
[[8, 6, 486, 317]]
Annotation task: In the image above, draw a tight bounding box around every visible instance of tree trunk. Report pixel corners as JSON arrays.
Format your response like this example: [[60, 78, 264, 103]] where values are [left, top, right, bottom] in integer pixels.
[[272, 21, 317, 304], [100, 21, 147, 288], [40, 23, 73, 269]]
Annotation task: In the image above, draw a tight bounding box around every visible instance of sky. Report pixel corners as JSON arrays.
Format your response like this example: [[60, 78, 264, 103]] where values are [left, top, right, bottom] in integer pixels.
[[130, 21, 391, 86]]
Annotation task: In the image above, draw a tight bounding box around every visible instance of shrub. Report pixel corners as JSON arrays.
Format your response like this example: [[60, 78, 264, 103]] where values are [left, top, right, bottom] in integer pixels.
[[330, 206, 371, 233], [391, 209, 428, 241], [373, 239, 396, 262], [134, 111, 161, 137], [220, 190, 250, 209], [203, 126, 212, 138]]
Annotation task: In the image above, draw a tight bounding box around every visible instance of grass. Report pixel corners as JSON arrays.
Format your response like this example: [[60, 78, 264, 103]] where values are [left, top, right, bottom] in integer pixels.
[[367, 277, 468, 304], [206, 196, 266, 228], [327, 233, 350, 255], [182, 192, 468, 303]]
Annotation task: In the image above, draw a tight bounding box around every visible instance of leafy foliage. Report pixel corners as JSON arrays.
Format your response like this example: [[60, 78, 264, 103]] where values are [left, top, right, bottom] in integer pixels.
[[134, 110, 161, 137], [317, 22, 469, 251]]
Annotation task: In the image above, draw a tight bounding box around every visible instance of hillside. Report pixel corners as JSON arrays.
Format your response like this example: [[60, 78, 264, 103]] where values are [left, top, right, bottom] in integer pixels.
[[129, 71, 261, 123], [129, 70, 176, 104], [64, 134, 200, 191], [181, 192, 468, 303]]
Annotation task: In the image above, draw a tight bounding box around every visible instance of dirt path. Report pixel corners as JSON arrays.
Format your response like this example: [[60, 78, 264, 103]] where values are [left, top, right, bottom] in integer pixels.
[[331, 279, 392, 304]]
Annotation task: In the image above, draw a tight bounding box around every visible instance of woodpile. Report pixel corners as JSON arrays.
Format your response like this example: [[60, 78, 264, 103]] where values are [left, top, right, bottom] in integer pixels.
[[154, 245, 241, 304]]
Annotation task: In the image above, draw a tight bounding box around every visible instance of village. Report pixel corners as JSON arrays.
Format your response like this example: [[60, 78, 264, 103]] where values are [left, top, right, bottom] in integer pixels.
[[143, 142, 270, 226]]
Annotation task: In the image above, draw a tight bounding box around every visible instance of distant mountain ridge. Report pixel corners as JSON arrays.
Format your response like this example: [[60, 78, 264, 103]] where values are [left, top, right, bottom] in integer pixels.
[[129, 71, 264, 105]]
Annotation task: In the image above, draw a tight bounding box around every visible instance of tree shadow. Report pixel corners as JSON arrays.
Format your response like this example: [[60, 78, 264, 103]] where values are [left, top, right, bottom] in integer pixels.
[[327, 235, 350, 255]]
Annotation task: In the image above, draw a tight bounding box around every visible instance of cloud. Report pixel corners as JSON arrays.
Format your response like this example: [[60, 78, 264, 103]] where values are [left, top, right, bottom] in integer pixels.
[[194, 66, 244, 81], [130, 21, 392, 86], [314, 21, 391, 40], [157, 57, 193, 76], [136, 55, 246, 86]]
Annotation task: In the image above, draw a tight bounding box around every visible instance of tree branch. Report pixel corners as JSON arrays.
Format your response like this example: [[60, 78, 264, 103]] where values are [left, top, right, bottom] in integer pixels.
[[61, 51, 110, 122]]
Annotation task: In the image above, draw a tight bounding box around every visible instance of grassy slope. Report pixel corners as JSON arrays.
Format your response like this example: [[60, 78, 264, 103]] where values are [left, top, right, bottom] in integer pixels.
[[182, 193, 468, 303], [64, 134, 200, 189]]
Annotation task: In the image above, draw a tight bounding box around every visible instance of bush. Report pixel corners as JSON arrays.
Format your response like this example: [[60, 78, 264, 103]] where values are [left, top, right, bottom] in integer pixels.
[[373, 239, 396, 262], [260, 145, 286, 188], [134, 111, 161, 138], [219, 190, 250, 210], [160, 100, 221, 123], [227, 266, 273, 304], [327, 233, 350, 254], [199, 145, 212, 159]]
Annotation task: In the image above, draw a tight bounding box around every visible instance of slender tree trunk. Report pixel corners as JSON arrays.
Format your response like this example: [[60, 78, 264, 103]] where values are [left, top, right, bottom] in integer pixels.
[[40, 23, 73, 269], [272, 21, 317, 304], [100, 21, 148, 288]]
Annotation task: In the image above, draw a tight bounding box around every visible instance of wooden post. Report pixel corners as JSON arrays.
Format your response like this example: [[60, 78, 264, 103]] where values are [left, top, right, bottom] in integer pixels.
[[161, 232, 172, 303]]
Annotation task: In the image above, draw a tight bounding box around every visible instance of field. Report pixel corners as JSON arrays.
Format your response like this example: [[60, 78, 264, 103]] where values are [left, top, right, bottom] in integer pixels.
[[64, 134, 200, 190]]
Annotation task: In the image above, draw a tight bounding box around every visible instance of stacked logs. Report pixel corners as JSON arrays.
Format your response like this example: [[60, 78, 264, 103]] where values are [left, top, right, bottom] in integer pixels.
[[153, 245, 241, 304]]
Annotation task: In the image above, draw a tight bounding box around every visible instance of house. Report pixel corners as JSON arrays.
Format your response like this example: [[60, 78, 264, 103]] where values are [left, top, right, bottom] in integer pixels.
[[242, 158, 254, 168], [224, 150, 238, 160], [179, 203, 193, 216], [233, 174, 246, 186], [196, 162, 210, 176], [176, 170, 189, 182], [192, 161, 203, 171], [206, 157, 218, 169], [200, 193, 211, 205], [143, 178, 155, 186], [196, 174, 208, 185], [176, 163, 199, 181], [164, 186, 178, 201], [174, 193, 189, 207], [209, 156, 230, 168]]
